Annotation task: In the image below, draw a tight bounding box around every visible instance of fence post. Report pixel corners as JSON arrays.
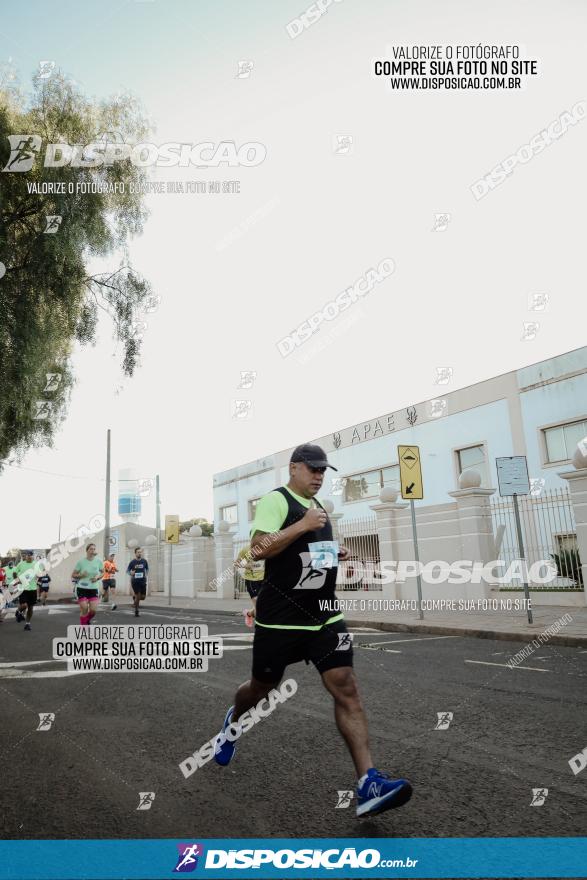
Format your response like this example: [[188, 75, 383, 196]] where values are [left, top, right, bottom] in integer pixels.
[[213, 522, 236, 600], [558, 460, 587, 605], [370, 494, 409, 599], [448, 479, 496, 599]]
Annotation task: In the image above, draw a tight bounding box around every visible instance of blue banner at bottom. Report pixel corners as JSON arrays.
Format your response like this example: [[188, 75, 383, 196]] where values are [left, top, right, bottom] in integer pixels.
[[0, 838, 585, 879]]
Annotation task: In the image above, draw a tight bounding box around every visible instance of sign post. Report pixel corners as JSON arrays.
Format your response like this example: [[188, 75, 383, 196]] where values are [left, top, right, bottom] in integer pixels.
[[398, 446, 424, 620], [165, 515, 180, 606], [496, 456, 533, 624]]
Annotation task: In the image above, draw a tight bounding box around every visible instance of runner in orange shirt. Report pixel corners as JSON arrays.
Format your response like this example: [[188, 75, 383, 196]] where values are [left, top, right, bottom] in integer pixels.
[[101, 553, 118, 611]]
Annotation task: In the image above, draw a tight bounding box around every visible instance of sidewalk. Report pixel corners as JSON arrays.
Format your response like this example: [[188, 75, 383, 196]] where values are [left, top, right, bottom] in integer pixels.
[[48, 590, 587, 647]]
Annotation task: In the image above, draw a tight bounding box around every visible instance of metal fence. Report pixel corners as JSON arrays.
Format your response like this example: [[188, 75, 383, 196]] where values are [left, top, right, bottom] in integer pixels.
[[489, 488, 582, 590], [337, 514, 381, 591]]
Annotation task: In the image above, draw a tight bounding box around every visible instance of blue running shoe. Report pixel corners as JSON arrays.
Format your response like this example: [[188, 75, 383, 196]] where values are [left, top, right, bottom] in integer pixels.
[[356, 768, 413, 817], [213, 706, 237, 766]]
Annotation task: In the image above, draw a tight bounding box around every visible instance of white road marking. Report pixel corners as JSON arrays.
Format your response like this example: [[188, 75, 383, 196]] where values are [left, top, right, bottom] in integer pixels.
[[0, 660, 64, 667], [465, 660, 550, 672], [360, 635, 460, 646], [359, 646, 402, 653], [48, 610, 70, 615]]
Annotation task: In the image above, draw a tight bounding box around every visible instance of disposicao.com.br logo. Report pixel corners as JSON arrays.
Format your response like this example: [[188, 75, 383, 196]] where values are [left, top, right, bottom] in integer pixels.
[[2, 135, 266, 171], [191, 846, 417, 870]]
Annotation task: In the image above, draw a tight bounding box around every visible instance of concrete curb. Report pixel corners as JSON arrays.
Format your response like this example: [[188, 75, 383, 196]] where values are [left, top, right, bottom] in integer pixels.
[[345, 618, 587, 648]]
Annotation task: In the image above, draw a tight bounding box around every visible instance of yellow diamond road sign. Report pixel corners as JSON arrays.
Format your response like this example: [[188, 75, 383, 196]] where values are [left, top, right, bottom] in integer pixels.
[[398, 445, 423, 500], [165, 515, 180, 544]]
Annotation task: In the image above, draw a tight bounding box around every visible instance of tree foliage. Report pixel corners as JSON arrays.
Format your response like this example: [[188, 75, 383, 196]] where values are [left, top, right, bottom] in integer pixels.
[[179, 517, 214, 537], [0, 71, 154, 463]]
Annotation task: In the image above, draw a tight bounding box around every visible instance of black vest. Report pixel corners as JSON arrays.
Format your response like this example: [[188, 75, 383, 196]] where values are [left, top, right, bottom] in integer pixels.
[[257, 487, 339, 627]]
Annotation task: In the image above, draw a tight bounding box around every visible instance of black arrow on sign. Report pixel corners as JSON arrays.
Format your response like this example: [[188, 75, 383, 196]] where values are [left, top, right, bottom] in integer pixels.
[[406, 482, 415, 494]]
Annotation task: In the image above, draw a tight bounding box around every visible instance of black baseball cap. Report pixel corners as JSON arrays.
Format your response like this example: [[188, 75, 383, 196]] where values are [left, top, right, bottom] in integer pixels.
[[290, 443, 338, 471]]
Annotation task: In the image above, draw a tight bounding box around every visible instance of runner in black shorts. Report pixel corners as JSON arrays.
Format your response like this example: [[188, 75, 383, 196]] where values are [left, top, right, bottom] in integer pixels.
[[213, 444, 413, 819], [127, 548, 148, 617]]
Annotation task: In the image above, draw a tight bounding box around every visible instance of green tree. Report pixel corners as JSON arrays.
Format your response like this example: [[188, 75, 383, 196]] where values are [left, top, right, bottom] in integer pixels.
[[0, 71, 154, 463], [179, 517, 214, 537]]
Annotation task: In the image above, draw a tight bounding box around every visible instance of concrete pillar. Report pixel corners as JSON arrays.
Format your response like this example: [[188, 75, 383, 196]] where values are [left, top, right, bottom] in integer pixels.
[[329, 512, 344, 545], [369, 500, 409, 599], [447, 487, 496, 599], [190, 537, 209, 595], [214, 526, 236, 600], [558, 467, 587, 605]]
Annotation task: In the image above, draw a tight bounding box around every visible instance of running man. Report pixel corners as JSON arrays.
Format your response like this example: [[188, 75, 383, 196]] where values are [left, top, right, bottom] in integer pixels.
[[37, 571, 51, 606], [127, 548, 148, 617], [213, 443, 413, 818], [72, 543, 103, 626], [102, 553, 118, 610], [235, 544, 265, 627], [4, 560, 16, 606], [14, 550, 38, 631]]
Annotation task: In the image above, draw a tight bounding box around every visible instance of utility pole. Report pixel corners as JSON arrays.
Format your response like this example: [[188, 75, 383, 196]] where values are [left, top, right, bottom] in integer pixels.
[[155, 474, 161, 591], [103, 429, 111, 560]]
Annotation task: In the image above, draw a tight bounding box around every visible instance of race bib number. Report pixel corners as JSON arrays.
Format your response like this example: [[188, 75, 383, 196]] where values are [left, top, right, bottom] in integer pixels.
[[307, 541, 339, 570], [134, 571, 144, 579]]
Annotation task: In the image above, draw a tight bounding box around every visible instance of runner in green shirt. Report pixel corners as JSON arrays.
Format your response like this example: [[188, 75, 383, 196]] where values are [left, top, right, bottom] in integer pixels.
[[72, 543, 103, 626], [14, 551, 38, 631]]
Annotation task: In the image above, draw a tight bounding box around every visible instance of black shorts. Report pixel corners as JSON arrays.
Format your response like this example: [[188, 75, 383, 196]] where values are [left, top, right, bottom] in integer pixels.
[[131, 580, 146, 595], [76, 587, 99, 601], [252, 617, 353, 683], [39, 586, 50, 592], [246, 580, 261, 599], [102, 579, 116, 589], [19, 591, 37, 607]]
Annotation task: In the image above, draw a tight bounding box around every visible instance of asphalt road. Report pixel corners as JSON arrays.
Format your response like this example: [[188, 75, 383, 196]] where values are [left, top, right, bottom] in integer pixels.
[[1, 602, 586, 842]]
